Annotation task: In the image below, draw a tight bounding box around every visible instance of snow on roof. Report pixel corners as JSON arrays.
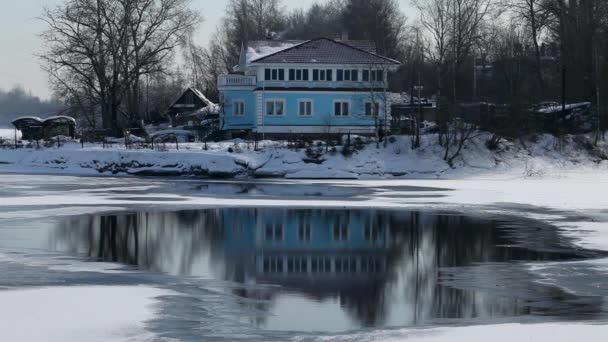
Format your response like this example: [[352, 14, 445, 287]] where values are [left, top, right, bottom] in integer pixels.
[[12, 116, 43, 124], [192, 104, 221, 116], [189, 88, 214, 107], [169, 87, 214, 109], [535, 102, 592, 114], [245, 40, 304, 64], [43, 116, 76, 124]]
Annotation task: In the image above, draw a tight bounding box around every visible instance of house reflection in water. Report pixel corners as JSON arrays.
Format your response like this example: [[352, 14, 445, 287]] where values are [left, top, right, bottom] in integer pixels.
[[47, 208, 591, 332], [224, 209, 393, 292]]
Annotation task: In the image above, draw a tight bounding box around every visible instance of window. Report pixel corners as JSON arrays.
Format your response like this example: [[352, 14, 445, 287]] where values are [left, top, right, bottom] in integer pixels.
[[266, 100, 285, 116], [312, 69, 333, 81], [333, 222, 348, 241], [336, 69, 359, 82], [362, 70, 370, 82], [298, 100, 313, 116], [298, 222, 311, 242], [372, 70, 384, 82], [361, 257, 382, 273], [289, 69, 309, 81], [287, 257, 308, 273], [363, 70, 384, 82], [263, 257, 283, 273], [335, 257, 357, 273], [265, 68, 285, 81], [311, 257, 331, 273], [365, 102, 380, 116], [265, 223, 283, 241], [364, 223, 383, 242], [233, 101, 245, 116], [334, 101, 350, 117]]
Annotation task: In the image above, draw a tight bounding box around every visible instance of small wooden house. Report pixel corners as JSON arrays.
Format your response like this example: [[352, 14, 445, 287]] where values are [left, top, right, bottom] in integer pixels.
[[168, 88, 215, 125]]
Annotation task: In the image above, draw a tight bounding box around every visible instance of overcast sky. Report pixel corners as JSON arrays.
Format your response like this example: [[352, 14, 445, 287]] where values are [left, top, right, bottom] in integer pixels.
[[0, 0, 415, 99]]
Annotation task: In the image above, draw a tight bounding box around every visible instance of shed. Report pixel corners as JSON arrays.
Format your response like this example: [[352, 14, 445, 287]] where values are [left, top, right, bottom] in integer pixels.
[[11, 115, 77, 141], [42, 116, 77, 139], [11, 117, 43, 140]]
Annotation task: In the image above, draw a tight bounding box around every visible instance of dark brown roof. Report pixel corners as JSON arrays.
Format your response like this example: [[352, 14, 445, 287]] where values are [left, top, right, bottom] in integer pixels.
[[250, 38, 400, 65]]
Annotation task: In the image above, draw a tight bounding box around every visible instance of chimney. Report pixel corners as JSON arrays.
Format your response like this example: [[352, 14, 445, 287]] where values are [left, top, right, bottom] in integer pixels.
[[341, 30, 349, 41]]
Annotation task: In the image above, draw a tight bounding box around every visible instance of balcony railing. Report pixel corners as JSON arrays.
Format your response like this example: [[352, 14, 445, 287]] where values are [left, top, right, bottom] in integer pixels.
[[219, 74, 256, 87]]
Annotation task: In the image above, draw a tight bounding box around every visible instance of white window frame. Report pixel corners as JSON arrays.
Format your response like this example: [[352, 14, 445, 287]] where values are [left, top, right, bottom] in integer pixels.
[[298, 221, 312, 242], [298, 99, 314, 116], [265, 99, 286, 116], [332, 222, 349, 242], [333, 100, 351, 117], [264, 222, 284, 242], [364, 101, 380, 116], [233, 100, 245, 116]]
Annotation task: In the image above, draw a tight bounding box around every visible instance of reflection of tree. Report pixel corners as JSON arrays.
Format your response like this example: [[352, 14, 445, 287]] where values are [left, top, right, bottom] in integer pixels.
[[49, 210, 224, 276]]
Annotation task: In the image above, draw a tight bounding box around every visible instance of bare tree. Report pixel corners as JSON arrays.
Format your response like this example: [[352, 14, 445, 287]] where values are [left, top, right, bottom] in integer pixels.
[[40, 0, 200, 135]]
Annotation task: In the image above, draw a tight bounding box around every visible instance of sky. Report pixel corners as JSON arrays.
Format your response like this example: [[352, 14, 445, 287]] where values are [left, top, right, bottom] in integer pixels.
[[0, 0, 415, 99]]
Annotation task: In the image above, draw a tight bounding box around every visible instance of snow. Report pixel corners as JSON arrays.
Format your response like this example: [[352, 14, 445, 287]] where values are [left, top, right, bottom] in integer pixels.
[[0, 286, 168, 342], [323, 322, 608, 342], [0, 128, 20, 140], [536, 102, 592, 114], [246, 41, 303, 64], [43, 115, 77, 124]]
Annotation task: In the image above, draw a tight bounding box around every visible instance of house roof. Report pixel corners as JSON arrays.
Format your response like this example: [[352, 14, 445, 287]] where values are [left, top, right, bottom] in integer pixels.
[[250, 38, 400, 66], [169, 87, 214, 109]]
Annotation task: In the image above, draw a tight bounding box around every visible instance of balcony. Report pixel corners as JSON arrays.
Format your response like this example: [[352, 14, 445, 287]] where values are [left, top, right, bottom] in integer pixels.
[[219, 74, 256, 88]]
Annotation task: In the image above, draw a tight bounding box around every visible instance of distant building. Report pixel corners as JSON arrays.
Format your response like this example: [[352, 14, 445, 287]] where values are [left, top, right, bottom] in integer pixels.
[[12, 116, 76, 140], [218, 38, 401, 138], [168, 87, 218, 126]]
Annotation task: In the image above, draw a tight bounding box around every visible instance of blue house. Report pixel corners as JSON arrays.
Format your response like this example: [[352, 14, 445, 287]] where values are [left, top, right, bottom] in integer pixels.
[[218, 38, 401, 137]]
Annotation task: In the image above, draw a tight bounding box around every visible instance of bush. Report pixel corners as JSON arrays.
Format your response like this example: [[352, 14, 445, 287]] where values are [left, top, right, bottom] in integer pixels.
[[341, 144, 354, 157], [353, 137, 366, 150], [485, 135, 501, 151]]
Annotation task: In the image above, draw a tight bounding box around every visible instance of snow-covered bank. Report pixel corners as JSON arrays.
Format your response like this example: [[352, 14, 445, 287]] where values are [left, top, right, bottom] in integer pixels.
[[0, 286, 168, 342], [318, 322, 608, 342], [1, 133, 608, 179]]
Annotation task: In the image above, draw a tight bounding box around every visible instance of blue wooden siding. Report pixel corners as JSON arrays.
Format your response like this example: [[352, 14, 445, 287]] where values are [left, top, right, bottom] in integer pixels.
[[221, 89, 386, 131], [222, 209, 388, 251], [222, 89, 256, 130]]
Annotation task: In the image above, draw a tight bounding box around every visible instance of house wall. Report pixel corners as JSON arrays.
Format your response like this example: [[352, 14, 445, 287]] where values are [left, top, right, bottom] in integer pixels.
[[221, 88, 257, 131], [222, 89, 390, 134]]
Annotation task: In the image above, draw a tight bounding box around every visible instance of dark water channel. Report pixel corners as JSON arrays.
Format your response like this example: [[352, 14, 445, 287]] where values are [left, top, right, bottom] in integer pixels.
[[0, 208, 600, 334]]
